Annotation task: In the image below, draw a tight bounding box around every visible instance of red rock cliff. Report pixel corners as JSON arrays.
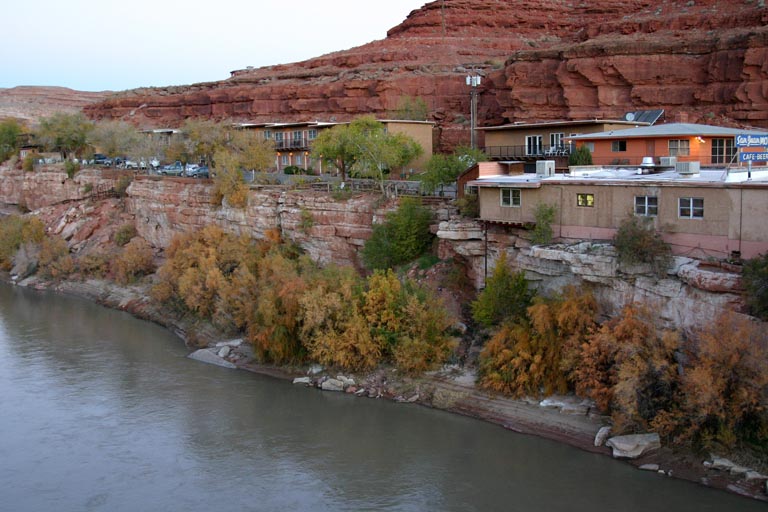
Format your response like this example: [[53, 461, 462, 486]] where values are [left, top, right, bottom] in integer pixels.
[[84, 0, 768, 149]]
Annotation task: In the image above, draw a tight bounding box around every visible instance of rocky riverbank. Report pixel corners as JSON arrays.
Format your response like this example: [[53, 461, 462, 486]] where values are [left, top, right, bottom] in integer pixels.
[[8, 272, 767, 504]]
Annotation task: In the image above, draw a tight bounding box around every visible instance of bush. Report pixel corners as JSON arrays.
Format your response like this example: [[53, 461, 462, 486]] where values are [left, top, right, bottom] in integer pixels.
[[361, 197, 434, 270], [114, 175, 132, 198], [613, 215, 671, 277], [82, 182, 94, 194], [478, 287, 598, 397], [471, 252, 533, 328], [455, 194, 479, 218], [23, 153, 38, 172], [569, 145, 593, 166], [114, 223, 137, 246], [113, 238, 155, 284], [38, 235, 74, 279], [64, 160, 80, 179], [77, 252, 111, 278], [743, 252, 768, 320], [0, 215, 45, 270], [530, 202, 556, 245]]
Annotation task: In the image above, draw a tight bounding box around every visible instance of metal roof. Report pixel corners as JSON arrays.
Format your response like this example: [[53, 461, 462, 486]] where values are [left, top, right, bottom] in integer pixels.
[[568, 123, 768, 140], [478, 119, 648, 131]]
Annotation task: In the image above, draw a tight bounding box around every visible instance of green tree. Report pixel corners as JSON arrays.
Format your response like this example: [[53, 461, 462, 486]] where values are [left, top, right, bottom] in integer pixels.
[[421, 145, 486, 194], [0, 119, 23, 162], [36, 112, 93, 160], [471, 252, 533, 328], [531, 202, 557, 245], [743, 252, 768, 320], [569, 144, 593, 166], [313, 116, 422, 187], [361, 198, 434, 270]]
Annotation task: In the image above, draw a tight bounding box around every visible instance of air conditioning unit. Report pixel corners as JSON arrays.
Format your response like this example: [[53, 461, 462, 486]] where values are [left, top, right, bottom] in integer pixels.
[[675, 161, 700, 175], [536, 160, 555, 177], [660, 156, 677, 167]]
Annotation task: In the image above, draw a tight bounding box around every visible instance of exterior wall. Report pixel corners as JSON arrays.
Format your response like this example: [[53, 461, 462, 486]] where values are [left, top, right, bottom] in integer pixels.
[[478, 180, 768, 259], [383, 121, 434, 173]]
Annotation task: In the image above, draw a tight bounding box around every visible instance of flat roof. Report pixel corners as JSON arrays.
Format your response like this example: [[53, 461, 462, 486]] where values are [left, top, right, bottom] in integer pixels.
[[568, 123, 768, 140], [468, 166, 768, 187], [478, 119, 650, 131]]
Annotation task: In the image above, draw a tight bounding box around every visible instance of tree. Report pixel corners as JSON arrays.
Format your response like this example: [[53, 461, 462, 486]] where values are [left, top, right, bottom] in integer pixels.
[[421, 145, 486, 194], [313, 116, 423, 187], [0, 118, 23, 163], [36, 112, 93, 160], [181, 119, 226, 166], [89, 121, 141, 159], [471, 252, 533, 328], [312, 122, 359, 182], [569, 144, 593, 166]]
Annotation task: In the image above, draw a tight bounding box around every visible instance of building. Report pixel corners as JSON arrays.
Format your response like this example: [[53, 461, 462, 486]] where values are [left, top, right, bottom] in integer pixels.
[[468, 163, 768, 260], [567, 122, 768, 167], [478, 115, 660, 171], [237, 119, 435, 174]]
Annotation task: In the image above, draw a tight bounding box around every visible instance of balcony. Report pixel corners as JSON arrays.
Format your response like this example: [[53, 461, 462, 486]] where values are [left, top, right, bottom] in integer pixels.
[[274, 137, 312, 151], [484, 144, 572, 160]]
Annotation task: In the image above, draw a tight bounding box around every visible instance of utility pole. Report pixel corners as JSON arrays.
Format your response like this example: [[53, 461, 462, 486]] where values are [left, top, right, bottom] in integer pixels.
[[466, 71, 481, 150]]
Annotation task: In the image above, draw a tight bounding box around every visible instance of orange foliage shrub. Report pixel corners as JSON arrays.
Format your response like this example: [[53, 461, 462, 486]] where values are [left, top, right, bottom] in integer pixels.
[[478, 286, 598, 397], [38, 235, 74, 279], [678, 312, 768, 449], [112, 238, 155, 284]]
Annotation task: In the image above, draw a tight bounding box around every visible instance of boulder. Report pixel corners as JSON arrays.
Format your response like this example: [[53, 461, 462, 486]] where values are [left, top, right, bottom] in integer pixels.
[[321, 378, 345, 392], [292, 377, 312, 385], [605, 433, 661, 459], [187, 348, 237, 369], [594, 426, 612, 447], [639, 464, 660, 472], [217, 346, 231, 358]]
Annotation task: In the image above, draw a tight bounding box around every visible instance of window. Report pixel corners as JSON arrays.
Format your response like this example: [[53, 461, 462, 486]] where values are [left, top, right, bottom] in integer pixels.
[[711, 138, 736, 164], [464, 185, 478, 196], [275, 132, 284, 142], [308, 129, 318, 140], [264, 130, 273, 140], [611, 140, 627, 152], [550, 132, 564, 148], [668, 139, 690, 156], [281, 154, 289, 166], [635, 195, 658, 216], [295, 154, 303, 166], [679, 197, 704, 219], [500, 188, 521, 207], [576, 193, 595, 207], [526, 135, 542, 156], [293, 130, 302, 141]]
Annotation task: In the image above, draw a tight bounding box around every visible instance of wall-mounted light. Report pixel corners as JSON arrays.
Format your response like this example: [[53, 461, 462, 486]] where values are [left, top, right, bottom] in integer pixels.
[[695, 136, 705, 144]]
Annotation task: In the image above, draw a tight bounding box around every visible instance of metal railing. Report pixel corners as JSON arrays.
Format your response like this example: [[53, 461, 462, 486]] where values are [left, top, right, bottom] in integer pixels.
[[484, 144, 573, 159]]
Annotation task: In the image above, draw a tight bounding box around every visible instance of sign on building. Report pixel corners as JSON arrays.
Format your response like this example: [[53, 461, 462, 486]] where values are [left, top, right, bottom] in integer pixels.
[[735, 133, 768, 148]]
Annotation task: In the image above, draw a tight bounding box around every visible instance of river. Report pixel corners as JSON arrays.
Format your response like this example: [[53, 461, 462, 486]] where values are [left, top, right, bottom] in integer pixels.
[[0, 283, 762, 512]]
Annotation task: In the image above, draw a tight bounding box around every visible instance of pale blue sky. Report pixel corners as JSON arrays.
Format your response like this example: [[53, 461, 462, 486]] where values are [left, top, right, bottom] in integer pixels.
[[2, 0, 421, 92]]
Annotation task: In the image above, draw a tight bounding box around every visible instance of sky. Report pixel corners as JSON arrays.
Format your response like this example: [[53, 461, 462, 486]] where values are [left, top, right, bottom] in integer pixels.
[[1, 0, 422, 92]]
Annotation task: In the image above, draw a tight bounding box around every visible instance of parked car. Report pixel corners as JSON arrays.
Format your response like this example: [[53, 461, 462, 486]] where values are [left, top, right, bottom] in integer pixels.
[[160, 161, 184, 176], [124, 159, 139, 170], [187, 166, 210, 179], [185, 163, 200, 176], [93, 153, 111, 166]]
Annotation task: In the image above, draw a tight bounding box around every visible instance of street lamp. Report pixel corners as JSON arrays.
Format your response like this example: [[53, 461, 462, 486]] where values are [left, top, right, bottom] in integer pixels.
[[466, 72, 482, 149]]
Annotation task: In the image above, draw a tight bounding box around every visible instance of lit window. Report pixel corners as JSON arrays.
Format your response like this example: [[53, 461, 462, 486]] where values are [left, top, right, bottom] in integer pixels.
[[635, 196, 658, 216], [611, 140, 627, 152], [501, 189, 521, 207], [679, 197, 704, 219], [577, 193, 594, 207], [669, 139, 690, 156]]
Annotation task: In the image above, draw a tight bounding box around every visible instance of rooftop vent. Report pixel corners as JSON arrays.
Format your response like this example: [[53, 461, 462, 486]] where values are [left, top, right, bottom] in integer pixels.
[[676, 161, 700, 175], [536, 160, 555, 177]]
